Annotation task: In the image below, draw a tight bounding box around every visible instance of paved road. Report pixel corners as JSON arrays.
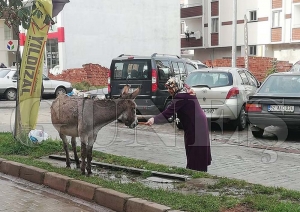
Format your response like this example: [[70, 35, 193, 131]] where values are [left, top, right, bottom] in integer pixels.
[[0, 172, 113, 212], [1, 100, 300, 191]]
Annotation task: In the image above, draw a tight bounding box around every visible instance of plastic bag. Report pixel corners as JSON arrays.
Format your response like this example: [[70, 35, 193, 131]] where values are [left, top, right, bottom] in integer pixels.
[[28, 129, 49, 143]]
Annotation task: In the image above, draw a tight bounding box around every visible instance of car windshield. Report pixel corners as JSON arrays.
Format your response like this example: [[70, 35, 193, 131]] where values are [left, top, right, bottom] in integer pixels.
[[259, 75, 300, 95], [112, 59, 151, 80], [0, 69, 10, 78], [185, 72, 232, 88]]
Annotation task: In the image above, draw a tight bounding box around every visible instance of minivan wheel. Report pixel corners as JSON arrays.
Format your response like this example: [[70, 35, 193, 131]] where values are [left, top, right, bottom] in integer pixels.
[[5, 89, 17, 101]]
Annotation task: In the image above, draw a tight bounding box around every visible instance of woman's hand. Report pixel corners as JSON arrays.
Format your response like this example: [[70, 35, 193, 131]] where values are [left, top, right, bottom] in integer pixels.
[[145, 117, 154, 126]]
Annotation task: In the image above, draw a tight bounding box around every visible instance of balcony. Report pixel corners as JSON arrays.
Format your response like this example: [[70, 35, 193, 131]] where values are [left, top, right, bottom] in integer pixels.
[[181, 36, 203, 48], [181, 0, 203, 18]]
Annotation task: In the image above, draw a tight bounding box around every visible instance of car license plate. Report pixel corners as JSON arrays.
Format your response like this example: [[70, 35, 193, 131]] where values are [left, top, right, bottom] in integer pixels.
[[203, 109, 215, 113], [268, 105, 294, 112]]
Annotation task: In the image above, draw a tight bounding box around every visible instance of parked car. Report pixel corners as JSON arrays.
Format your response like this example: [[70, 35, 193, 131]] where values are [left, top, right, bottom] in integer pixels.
[[184, 67, 260, 131], [246, 72, 300, 138], [107, 53, 197, 115], [0, 68, 73, 101], [289, 60, 300, 72]]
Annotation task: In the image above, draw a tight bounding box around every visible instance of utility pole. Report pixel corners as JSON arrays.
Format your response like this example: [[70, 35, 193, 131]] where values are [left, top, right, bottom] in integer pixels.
[[232, 0, 237, 67], [244, 14, 249, 69]]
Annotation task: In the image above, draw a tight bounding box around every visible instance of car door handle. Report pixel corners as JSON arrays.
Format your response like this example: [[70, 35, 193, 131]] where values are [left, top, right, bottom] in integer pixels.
[[12, 80, 17, 82]]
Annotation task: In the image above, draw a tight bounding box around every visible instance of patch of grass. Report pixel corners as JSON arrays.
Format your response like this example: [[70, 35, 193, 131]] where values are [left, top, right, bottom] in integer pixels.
[[141, 171, 152, 178]]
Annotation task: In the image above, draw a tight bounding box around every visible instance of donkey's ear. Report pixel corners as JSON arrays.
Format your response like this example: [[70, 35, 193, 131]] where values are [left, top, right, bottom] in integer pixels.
[[130, 86, 140, 99], [121, 85, 130, 95]]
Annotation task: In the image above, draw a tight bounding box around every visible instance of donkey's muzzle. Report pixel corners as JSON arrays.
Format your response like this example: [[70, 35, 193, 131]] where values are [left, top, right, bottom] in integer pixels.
[[129, 119, 138, 129]]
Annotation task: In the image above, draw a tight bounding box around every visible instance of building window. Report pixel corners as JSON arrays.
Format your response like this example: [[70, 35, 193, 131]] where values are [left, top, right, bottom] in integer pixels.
[[249, 45, 257, 56], [293, 5, 300, 27], [181, 21, 185, 34], [46, 39, 59, 70], [272, 10, 282, 28], [211, 17, 219, 33], [4, 25, 12, 40], [249, 10, 257, 21]]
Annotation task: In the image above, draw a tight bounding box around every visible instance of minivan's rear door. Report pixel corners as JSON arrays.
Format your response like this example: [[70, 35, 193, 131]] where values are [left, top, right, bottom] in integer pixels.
[[110, 59, 152, 97]]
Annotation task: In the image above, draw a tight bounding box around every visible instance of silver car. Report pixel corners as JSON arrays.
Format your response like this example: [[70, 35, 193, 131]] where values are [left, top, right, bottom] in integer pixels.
[[0, 68, 73, 101], [184, 67, 260, 131]]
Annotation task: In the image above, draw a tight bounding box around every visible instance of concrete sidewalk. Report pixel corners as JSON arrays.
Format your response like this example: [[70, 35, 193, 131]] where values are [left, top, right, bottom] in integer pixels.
[[0, 172, 112, 212]]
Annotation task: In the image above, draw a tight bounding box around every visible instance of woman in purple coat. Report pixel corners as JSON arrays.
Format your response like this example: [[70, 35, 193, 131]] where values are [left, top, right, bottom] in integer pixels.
[[146, 77, 212, 172]]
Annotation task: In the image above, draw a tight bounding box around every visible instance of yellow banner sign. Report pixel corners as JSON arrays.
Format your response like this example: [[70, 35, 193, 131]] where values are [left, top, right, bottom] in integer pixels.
[[18, 0, 53, 131]]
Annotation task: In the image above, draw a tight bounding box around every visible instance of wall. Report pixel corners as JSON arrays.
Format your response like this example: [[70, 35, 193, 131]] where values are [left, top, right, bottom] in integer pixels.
[[0, 20, 7, 65], [204, 56, 293, 82], [49, 64, 109, 86], [62, 0, 181, 69]]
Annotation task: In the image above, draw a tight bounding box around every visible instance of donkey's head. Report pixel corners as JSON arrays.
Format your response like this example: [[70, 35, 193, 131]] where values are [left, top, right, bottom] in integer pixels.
[[118, 85, 140, 128]]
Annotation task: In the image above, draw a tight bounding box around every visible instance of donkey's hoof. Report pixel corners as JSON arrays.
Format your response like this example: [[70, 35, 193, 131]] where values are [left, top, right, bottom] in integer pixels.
[[81, 171, 85, 175], [66, 166, 71, 169], [76, 164, 80, 169]]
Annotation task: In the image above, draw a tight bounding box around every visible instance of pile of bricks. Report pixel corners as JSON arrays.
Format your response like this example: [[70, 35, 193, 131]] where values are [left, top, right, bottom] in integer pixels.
[[49, 63, 109, 86], [204, 57, 293, 82]]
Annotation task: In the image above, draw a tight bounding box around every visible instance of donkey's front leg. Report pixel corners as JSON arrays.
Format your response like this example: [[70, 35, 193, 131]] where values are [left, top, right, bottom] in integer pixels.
[[80, 141, 87, 175], [86, 145, 93, 176], [60, 133, 71, 168], [71, 137, 80, 169]]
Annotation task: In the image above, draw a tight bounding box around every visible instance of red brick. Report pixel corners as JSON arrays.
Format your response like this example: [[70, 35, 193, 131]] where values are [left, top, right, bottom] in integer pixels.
[[20, 165, 47, 184], [44, 172, 73, 192], [0, 161, 21, 177]]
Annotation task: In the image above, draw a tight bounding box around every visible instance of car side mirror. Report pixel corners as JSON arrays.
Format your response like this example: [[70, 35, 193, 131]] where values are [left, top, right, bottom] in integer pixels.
[[257, 82, 261, 88]]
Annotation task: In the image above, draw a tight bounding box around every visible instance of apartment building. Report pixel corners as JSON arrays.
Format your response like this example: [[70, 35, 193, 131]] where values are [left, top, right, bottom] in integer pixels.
[[180, 0, 300, 64]]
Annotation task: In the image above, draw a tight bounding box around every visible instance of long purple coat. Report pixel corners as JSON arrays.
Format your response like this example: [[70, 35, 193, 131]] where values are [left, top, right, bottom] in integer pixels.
[[153, 93, 212, 172]]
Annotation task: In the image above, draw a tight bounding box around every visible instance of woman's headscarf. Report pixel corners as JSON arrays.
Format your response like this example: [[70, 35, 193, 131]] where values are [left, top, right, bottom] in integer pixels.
[[165, 77, 195, 95]]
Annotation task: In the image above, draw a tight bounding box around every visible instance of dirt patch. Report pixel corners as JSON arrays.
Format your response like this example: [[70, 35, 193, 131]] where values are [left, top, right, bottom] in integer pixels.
[[221, 204, 256, 212]]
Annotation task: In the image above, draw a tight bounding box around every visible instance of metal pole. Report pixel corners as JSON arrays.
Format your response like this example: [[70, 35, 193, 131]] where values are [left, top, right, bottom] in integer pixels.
[[232, 0, 237, 67], [244, 14, 249, 69]]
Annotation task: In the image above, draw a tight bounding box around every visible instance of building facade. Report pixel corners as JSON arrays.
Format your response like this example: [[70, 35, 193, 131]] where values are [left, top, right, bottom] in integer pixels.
[[1, 0, 180, 74], [180, 0, 300, 64]]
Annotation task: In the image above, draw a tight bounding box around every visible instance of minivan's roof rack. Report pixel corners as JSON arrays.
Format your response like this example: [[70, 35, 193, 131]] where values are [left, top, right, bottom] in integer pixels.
[[118, 54, 136, 57], [151, 53, 181, 59]]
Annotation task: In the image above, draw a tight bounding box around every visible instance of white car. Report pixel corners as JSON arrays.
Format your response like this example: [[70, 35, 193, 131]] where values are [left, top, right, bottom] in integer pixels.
[[0, 68, 73, 101], [184, 67, 260, 131]]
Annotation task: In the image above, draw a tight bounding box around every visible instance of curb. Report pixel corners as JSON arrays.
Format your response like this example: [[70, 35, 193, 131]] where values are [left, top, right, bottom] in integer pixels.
[[0, 158, 182, 212]]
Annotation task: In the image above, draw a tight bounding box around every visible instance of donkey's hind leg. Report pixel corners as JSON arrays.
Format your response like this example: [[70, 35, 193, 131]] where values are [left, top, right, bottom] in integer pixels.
[[86, 133, 97, 176], [60, 133, 71, 168], [71, 137, 80, 168]]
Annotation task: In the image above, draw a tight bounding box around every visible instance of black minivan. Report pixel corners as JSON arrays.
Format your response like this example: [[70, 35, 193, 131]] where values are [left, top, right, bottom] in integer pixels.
[[106, 53, 197, 115]]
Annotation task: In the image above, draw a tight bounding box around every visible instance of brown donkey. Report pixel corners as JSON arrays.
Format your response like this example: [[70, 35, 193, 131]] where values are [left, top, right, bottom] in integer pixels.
[[50, 85, 140, 175]]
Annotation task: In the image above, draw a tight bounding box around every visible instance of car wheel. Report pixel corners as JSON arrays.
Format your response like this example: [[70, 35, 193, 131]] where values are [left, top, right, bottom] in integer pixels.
[[231, 106, 247, 131], [5, 89, 17, 101], [251, 127, 264, 138], [55, 87, 67, 97]]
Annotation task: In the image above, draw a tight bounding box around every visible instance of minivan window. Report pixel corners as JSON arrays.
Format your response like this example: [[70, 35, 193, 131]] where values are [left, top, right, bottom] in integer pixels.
[[186, 63, 196, 74], [171, 62, 186, 75], [156, 60, 170, 80], [112, 59, 151, 80], [186, 72, 232, 88]]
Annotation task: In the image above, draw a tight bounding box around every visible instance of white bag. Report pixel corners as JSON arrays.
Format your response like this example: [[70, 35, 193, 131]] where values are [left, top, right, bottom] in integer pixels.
[[28, 129, 49, 143]]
